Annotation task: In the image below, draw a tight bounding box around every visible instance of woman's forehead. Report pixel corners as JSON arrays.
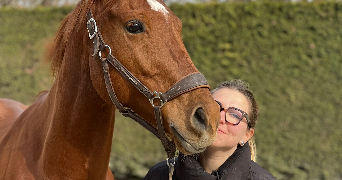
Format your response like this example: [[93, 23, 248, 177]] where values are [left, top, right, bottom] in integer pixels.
[[212, 88, 249, 110]]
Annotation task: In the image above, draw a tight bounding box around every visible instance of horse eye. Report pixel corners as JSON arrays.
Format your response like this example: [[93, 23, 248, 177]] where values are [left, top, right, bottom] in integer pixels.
[[126, 20, 144, 34]]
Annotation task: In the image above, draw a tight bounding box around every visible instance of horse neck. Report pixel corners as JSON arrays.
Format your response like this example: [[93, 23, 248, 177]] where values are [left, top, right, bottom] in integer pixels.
[[40, 51, 115, 178]]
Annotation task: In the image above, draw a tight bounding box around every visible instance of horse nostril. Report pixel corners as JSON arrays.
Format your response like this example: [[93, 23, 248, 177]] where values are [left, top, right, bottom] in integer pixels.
[[193, 107, 207, 131]]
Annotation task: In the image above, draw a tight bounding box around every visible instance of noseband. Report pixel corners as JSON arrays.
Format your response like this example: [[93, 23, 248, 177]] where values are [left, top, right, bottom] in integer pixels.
[[86, 10, 209, 159]]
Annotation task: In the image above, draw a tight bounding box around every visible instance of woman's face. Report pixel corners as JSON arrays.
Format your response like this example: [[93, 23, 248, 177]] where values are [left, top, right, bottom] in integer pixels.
[[210, 88, 254, 150]]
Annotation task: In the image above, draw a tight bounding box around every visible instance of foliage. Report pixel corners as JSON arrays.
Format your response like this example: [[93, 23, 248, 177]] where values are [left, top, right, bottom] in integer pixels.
[[0, 7, 72, 104], [0, 2, 342, 180]]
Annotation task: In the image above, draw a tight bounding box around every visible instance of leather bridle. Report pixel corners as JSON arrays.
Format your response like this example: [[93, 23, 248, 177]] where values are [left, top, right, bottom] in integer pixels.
[[86, 10, 210, 160]]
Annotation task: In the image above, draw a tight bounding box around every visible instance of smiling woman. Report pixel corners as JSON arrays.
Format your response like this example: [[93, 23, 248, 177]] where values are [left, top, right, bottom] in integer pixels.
[[144, 79, 276, 180]]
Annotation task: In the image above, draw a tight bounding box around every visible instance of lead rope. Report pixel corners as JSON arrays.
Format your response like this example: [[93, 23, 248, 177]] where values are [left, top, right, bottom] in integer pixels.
[[167, 157, 176, 180]]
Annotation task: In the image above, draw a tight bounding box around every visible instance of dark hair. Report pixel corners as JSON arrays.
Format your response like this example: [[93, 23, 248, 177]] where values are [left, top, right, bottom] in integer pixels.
[[211, 79, 258, 129]]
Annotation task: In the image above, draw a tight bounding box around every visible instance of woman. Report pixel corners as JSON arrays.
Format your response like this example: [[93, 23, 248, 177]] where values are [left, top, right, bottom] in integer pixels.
[[144, 79, 276, 180]]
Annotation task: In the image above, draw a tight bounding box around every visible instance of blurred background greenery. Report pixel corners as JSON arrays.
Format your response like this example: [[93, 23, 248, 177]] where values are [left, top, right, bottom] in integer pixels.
[[0, 1, 341, 180]]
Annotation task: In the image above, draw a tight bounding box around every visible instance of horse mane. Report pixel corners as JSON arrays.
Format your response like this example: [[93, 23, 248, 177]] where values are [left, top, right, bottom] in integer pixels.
[[35, 90, 49, 101], [50, 0, 94, 77], [49, 0, 117, 78]]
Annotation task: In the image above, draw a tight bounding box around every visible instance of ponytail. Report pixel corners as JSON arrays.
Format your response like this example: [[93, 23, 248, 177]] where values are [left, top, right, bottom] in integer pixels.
[[249, 137, 257, 162]]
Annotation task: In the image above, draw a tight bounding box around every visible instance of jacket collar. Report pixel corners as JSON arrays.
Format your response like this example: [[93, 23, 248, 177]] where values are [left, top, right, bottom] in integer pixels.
[[175, 143, 251, 180]]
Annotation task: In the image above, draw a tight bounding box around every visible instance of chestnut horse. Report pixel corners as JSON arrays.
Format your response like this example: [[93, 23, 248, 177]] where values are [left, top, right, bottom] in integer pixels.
[[0, 99, 27, 141], [0, 0, 220, 179]]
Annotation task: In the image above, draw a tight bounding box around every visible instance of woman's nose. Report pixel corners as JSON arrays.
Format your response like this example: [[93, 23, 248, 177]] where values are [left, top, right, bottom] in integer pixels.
[[219, 111, 226, 124]]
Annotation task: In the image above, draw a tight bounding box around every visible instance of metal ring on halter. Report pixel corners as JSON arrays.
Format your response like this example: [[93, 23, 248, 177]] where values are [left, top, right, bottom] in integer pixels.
[[99, 45, 112, 60], [150, 91, 165, 107], [166, 157, 176, 167], [87, 18, 98, 39]]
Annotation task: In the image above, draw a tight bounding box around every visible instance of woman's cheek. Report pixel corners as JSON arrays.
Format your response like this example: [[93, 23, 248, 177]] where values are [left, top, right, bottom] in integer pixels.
[[226, 125, 239, 135]]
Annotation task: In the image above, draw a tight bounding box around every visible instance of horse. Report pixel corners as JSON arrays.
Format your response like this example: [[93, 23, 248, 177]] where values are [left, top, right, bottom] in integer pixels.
[[0, 99, 27, 142], [0, 0, 220, 179]]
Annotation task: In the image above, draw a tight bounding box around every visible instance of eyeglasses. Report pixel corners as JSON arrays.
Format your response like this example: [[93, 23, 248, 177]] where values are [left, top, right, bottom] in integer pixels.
[[216, 100, 250, 126]]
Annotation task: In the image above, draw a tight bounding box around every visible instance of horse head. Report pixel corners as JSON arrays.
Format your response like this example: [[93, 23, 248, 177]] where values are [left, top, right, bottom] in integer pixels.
[[52, 0, 220, 155]]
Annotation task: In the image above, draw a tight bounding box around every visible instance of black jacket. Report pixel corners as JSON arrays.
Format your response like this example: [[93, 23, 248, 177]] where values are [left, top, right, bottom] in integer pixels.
[[144, 143, 276, 180]]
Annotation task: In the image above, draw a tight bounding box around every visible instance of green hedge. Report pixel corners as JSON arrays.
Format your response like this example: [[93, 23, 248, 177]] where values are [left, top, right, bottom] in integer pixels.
[[171, 2, 342, 179], [0, 2, 341, 179], [0, 7, 72, 104]]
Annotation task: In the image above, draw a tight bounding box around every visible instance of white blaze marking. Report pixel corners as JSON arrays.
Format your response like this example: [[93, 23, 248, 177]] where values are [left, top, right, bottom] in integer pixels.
[[147, 0, 169, 16]]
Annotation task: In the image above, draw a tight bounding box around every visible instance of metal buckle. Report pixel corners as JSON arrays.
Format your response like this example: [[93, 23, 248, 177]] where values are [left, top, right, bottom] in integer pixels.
[[166, 157, 176, 167], [87, 18, 98, 39], [150, 91, 165, 107], [99, 45, 112, 60]]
